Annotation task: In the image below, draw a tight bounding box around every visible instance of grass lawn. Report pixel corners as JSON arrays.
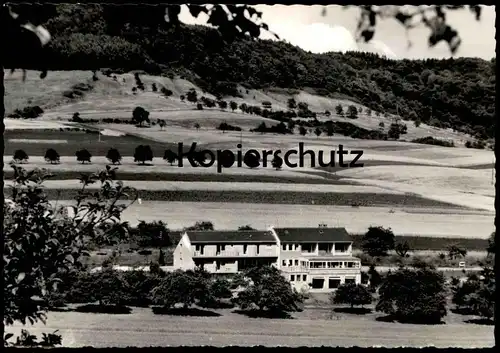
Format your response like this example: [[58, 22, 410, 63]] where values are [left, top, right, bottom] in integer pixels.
[[5, 304, 494, 348]]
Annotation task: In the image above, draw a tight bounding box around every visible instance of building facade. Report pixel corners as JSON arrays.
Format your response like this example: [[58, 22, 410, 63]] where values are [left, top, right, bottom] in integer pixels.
[[172, 225, 361, 292]]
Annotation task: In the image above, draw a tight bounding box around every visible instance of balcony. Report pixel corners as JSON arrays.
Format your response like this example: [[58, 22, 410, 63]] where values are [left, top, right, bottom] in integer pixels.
[[193, 249, 277, 257]]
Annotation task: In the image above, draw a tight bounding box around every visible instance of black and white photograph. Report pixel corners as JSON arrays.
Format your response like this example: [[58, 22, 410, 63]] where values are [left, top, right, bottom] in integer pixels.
[[2, 3, 496, 348]]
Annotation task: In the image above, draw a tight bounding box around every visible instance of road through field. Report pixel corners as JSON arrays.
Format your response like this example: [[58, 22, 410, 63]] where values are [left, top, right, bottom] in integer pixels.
[[6, 308, 494, 348]]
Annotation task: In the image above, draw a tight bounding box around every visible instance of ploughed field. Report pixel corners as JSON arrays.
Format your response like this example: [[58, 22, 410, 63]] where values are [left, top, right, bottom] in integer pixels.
[[6, 305, 494, 348]]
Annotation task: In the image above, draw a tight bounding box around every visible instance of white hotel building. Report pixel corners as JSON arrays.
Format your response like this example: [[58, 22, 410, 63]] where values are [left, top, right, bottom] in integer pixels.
[[173, 225, 361, 292]]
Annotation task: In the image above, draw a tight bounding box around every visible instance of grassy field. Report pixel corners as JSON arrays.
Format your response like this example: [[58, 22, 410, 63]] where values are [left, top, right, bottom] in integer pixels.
[[50, 201, 494, 238], [6, 305, 494, 348], [22, 189, 463, 208], [4, 128, 181, 156], [5, 69, 495, 241]]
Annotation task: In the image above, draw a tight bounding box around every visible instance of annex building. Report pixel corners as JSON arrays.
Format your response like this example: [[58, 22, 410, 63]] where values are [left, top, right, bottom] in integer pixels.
[[173, 224, 361, 292]]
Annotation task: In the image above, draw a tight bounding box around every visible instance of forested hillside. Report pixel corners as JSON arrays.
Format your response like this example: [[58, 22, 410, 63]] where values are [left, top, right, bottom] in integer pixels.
[[8, 4, 497, 139]]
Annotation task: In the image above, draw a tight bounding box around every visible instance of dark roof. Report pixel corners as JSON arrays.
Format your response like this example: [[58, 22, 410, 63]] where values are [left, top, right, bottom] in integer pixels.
[[274, 227, 351, 243], [186, 230, 276, 243]]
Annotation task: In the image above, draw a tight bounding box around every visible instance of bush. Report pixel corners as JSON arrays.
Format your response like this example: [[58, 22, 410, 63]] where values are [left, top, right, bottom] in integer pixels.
[[13, 149, 29, 163], [331, 283, 372, 308], [376, 267, 447, 324], [361, 226, 395, 257], [217, 122, 242, 132], [412, 136, 454, 147]]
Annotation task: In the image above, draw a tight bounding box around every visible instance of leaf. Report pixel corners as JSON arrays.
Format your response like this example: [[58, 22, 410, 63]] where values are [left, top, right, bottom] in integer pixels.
[[17, 272, 26, 283]]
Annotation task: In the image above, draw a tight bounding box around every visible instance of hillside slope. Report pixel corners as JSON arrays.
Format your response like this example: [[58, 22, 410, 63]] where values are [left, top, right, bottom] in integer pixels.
[[4, 4, 496, 140], [4, 69, 480, 147]]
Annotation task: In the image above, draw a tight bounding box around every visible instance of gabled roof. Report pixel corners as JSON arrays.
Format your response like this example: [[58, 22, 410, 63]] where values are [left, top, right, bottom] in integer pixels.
[[274, 227, 351, 243], [186, 230, 276, 243]]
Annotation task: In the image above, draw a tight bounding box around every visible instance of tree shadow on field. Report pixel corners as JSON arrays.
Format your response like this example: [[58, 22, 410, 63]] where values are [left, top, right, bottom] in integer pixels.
[[376, 314, 445, 325], [464, 318, 494, 326], [74, 304, 133, 314], [333, 307, 372, 315], [233, 309, 294, 319], [151, 306, 221, 317]]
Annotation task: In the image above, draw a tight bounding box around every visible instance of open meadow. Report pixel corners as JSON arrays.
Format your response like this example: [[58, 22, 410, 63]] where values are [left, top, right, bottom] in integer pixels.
[[6, 305, 494, 348]]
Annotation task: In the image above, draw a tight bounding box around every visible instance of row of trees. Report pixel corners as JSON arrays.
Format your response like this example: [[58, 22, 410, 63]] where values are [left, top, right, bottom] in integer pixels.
[[44, 261, 496, 326]]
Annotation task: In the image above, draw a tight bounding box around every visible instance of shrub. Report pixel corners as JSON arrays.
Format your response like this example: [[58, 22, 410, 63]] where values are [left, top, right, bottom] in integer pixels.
[[376, 267, 447, 324], [331, 283, 372, 308], [13, 149, 29, 163]]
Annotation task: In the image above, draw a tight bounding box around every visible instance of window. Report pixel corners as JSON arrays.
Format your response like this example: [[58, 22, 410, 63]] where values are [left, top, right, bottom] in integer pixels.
[[256, 245, 260, 254], [290, 275, 295, 281], [195, 245, 200, 251], [243, 244, 247, 254], [347, 262, 354, 268], [282, 260, 287, 266], [294, 259, 299, 266], [345, 278, 356, 285], [329, 278, 341, 289], [302, 275, 307, 281], [200, 245, 204, 255], [288, 259, 293, 266], [282, 244, 286, 251], [221, 245, 226, 251], [288, 244, 293, 251]]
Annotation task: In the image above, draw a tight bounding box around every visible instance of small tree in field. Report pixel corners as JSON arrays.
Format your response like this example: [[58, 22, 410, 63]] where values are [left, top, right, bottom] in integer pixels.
[[13, 149, 29, 163], [271, 156, 283, 170], [151, 270, 209, 309], [163, 149, 178, 166], [376, 266, 447, 324], [158, 119, 166, 131], [299, 126, 307, 136], [335, 104, 343, 116], [232, 265, 303, 316], [134, 145, 153, 165], [106, 148, 122, 165], [132, 107, 150, 127], [185, 221, 214, 231], [361, 226, 395, 257], [347, 105, 358, 119], [194, 123, 201, 130], [238, 225, 255, 231], [314, 127, 322, 137], [395, 241, 411, 258], [75, 149, 92, 164], [44, 148, 60, 164], [229, 101, 238, 112], [447, 245, 467, 260], [331, 283, 372, 308]]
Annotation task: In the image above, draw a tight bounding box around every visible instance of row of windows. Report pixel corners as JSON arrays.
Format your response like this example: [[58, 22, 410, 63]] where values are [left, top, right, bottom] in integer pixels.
[[282, 259, 307, 267], [282, 259, 360, 268], [290, 274, 307, 282]]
